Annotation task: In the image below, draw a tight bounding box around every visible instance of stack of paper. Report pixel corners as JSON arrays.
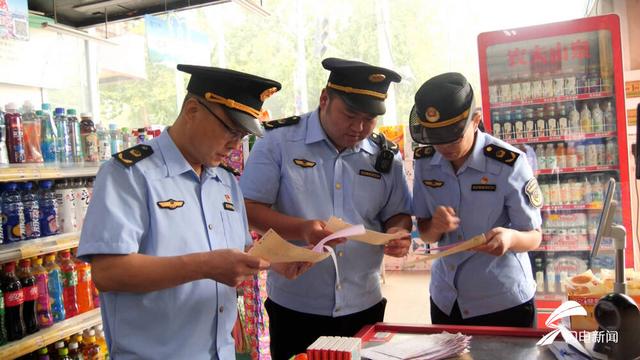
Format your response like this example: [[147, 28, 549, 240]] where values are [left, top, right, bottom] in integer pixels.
[[307, 336, 362, 360], [361, 332, 471, 360]]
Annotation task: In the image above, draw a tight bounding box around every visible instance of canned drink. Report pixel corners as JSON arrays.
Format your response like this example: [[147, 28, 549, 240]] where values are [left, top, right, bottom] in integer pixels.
[[576, 144, 586, 167], [553, 77, 565, 97], [489, 85, 499, 104], [586, 142, 598, 166]]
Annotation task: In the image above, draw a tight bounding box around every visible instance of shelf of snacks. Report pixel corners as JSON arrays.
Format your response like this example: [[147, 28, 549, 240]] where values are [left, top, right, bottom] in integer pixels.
[[541, 204, 602, 212], [0, 163, 101, 182], [0, 308, 101, 360], [0, 233, 80, 263], [535, 165, 618, 176], [505, 131, 616, 145], [490, 91, 613, 109]]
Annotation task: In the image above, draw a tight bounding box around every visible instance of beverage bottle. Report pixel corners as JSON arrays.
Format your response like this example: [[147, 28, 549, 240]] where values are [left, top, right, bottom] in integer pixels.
[[17, 259, 39, 334], [588, 65, 601, 93], [502, 110, 513, 140], [555, 143, 566, 169], [68, 341, 82, 360], [603, 101, 615, 132], [4, 102, 26, 163], [121, 127, 132, 149], [568, 104, 580, 136], [591, 102, 604, 133], [535, 144, 546, 170], [566, 142, 577, 168], [86, 177, 94, 203], [43, 254, 65, 322], [137, 128, 147, 144], [605, 139, 618, 165], [37, 347, 50, 360], [524, 109, 536, 139], [54, 108, 73, 164], [583, 176, 593, 205], [596, 140, 606, 166], [72, 333, 84, 354], [0, 106, 8, 165], [546, 105, 557, 137], [79, 113, 98, 162], [21, 181, 41, 239], [94, 325, 108, 357], [22, 100, 43, 163], [535, 258, 545, 293], [37, 110, 57, 163], [2, 182, 26, 242], [557, 105, 569, 136], [51, 340, 65, 360], [545, 143, 556, 170], [31, 257, 53, 328], [535, 107, 546, 138], [491, 111, 502, 139], [58, 347, 72, 360], [66, 109, 83, 163], [55, 179, 77, 234], [59, 250, 79, 318], [0, 286, 6, 345], [513, 109, 524, 139], [74, 256, 93, 314], [2, 261, 26, 341], [108, 124, 122, 154], [82, 329, 101, 360], [72, 178, 89, 229], [545, 254, 557, 293], [38, 180, 60, 237], [579, 103, 592, 133], [96, 125, 111, 161]]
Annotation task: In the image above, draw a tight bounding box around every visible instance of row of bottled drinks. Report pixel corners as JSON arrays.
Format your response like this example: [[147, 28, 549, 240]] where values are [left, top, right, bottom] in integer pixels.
[[0, 249, 100, 345], [538, 173, 617, 207], [488, 65, 611, 104], [0, 178, 94, 244], [16, 325, 107, 360], [491, 100, 616, 141], [532, 138, 618, 171], [1, 101, 161, 165]]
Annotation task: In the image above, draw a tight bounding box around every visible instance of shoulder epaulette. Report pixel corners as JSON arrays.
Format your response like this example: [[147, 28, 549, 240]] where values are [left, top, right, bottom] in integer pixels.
[[369, 132, 399, 154], [263, 116, 301, 130], [219, 163, 241, 177], [113, 144, 153, 167], [483, 144, 519, 166], [413, 146, 435, 160]]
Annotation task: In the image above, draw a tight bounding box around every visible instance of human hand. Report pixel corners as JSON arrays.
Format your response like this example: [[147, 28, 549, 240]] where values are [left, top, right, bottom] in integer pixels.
[[300, 219, 346, 247], [206, 249, 270, 287], [384, 227, 412, 257], [430, 206, 460, 234], [474, 227, 513, 256], [271, 261, 314, 279]]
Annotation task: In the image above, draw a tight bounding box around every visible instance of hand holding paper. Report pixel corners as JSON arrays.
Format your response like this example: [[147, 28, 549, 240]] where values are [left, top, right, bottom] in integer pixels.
[[403, 234, 487, 268], [248, 229, 330, 263], [325, 217, 405, 245]]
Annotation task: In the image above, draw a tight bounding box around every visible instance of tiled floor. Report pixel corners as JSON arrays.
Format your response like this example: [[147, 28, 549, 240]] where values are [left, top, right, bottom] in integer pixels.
[[380, 270, 431, 324]]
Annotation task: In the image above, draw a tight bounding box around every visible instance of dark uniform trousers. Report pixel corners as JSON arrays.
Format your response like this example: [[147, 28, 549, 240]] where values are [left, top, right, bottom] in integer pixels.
[[265, 297, 387, 360], [430, 297, 536, 328]]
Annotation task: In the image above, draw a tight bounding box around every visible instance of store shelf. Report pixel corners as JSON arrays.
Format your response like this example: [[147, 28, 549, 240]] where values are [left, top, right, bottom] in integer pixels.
[[490, 91, 613, 109], [505, 131, 616, 145], [0, 308, 101, 360], [0, 232, 80, 263], [0, 163, 101, 182], [542, 204, 602, 211], [535, 165, 618, 176], [535, 245, 613, 252]]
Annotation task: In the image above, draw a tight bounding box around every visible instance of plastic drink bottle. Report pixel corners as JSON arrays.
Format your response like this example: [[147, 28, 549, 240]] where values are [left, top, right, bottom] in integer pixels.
[[75, 257, 93, 314], [22, 100, 43, 163], [43, 254, 65, 322], [2, 182, 26, 242], [66, 109, 83, 163], [4, 102, 25, 163], [54, 108, 73, 164], [39, 105, 58, 163], [31, 257, 53, 328], [79, 113, 98, 162], [38, 180, 59, 237], [21, 181, 41, 239], [0, 287, 6, 345], [2, 261, 26, 341], [60, 250, 79, 318], [17, 258, 39, 334]]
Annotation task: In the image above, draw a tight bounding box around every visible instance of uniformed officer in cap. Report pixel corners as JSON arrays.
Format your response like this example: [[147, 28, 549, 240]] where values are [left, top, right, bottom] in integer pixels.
[[78, 65, 292, 359], [410, 72, 542, 327], [240, 58, 413, 358]]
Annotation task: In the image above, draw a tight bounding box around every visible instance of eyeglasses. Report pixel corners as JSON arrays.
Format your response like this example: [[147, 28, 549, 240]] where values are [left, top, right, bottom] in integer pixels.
[[196, 99, 249, 140]]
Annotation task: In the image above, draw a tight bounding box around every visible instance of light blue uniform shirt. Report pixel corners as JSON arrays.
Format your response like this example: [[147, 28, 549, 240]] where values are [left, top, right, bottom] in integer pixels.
[[413, 131, 541, 319], [78, 130, 252, 360], [240, 110, 411, 317]]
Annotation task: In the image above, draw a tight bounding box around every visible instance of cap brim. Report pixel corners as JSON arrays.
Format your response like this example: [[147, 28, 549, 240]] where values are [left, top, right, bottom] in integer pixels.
[[408, 104, 473, 145], [227, 109, 264, 137], [336, 93, 386, 116]]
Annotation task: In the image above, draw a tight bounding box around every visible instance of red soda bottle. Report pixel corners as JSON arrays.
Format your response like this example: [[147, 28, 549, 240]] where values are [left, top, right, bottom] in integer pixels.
[[2, 261, 25, 340], [17, 258, 39, 334], [59, 250, 79, 318], [3, 102, 26, 163]]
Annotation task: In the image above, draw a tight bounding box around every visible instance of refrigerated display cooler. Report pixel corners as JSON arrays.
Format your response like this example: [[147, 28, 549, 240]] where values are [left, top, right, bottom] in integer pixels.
[[477, 14, 632, 326]]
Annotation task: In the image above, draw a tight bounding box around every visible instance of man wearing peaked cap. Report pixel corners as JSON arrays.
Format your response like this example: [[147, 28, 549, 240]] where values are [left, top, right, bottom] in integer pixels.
[[241, 58, 412, 359], [78, 65, 297, 359], [410, 72, 542, 328]]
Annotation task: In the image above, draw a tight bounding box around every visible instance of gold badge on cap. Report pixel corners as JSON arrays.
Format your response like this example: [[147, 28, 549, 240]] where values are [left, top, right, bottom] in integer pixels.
[[368, 74, 386, 83], [425, 107, 440, 123], [260, 87, 278, 102]]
